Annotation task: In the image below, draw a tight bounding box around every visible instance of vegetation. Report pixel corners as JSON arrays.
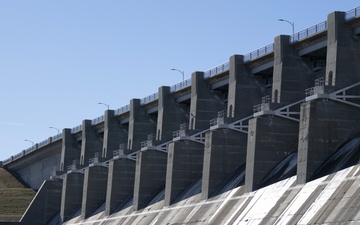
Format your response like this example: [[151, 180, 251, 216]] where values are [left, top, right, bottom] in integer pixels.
[[0, 168, 35, 222]]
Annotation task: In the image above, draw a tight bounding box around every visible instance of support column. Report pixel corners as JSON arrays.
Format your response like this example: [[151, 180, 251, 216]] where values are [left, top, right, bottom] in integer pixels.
[[60, 128, 81, 171], [133, 150, 167, 211], [80, 120, 103, 165], [164, 141, 204, 206], [297, 100, 360, 184], [189, 71, 225, 130], [127, 99, 157, 151], [272, 35, 313, 104], [245, 116, 299, 192], [326, 11, 360, 89], [105, 158, 136, 216], [201, 129, 247, 200], [81, 165, 108, 220], [156, 86, 188, 141], [102, 110, 128, 159], [227, 54, 265, 119], [60, 172, 84, 222]]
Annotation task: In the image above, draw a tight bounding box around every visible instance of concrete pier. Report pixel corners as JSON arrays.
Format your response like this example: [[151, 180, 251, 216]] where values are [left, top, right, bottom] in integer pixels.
[[133, 150, 167, 211], [156, 86, 188, 141], [81, 165, 108, 220], [189, 71, 225, 130], [272, 35, 313, 104], [245, 116, 299, 192], [60, 128, 81, 171], [297, 100, 360, 184], [164, 140, 204, 206], [102, 110, 128, 159], [227, 54, 265, 119], [201, 129, 247, 199], [127, 99, 157, 151], [105, 158, 136, 216], [60, 172, 84, 222], [80, 120, 103, 165]]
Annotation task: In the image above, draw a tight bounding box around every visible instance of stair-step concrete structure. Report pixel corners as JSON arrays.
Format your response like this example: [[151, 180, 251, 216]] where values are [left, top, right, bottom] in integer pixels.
[[2, 7, 360, 225]]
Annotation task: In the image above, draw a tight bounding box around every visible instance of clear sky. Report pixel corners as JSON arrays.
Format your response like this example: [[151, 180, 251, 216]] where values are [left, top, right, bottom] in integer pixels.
[[0, 1, 358, 161]]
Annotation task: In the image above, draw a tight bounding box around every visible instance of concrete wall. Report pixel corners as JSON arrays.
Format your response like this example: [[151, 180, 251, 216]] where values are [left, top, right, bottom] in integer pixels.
[[60, 172, 84, 222], [102, 110, 128, 159], [133, 150, 167, 211], [201, 129, 247, 199], [105, 158, 136, 216], [81, 165, 108, 220], [21, 179, 62, 225], [164, 140, 204, 206]]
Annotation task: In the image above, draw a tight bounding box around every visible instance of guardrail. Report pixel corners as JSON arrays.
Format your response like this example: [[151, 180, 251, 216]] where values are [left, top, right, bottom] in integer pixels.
[[114, 104, 130, 116], [204, 62, 230, 78], [92, 115, 104, 125], [244, 44, 274, 62], [345, 6, 360, 21], [141, 92, 159, 105], [170, 78, 192, 93], [291, 21, 327, 43]]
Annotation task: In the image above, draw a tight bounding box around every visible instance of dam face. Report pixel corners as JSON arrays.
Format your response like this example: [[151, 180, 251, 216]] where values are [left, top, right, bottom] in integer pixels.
[[2, 7, 360, 225]]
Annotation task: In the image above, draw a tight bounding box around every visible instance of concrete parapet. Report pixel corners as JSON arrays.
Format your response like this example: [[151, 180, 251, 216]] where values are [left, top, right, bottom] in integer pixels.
[[105, 158, 136, 216], [60, 172, 84, 222], [60, 128, 81, 171], [80, 120, 103, 165], [157, 86, 188, 141], [20, 179, 62, 225], [201, 129, 247, 200], [81, 165, 108, 220], [189, 71, 225, 130], [127, 99, 157, 151], [245, 116, 299, 192], [102, 110, 128, 159], [133, 150, 167, 211], [227, 54, 265, 119], [297, 100, 360, 184], [164, 140, 204, 206]]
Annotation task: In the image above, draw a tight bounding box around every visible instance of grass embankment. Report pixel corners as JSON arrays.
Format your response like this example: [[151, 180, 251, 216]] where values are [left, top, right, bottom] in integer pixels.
[[0, 168, 35, 222]]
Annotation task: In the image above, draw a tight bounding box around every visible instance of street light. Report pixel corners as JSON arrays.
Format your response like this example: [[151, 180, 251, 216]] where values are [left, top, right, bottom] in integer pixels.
[[24, 139, 34, 145], [98, 102, 109, 110], [171, 68, 185, 82], [278, 19, 295, 37], [49, 126, 60, 134]]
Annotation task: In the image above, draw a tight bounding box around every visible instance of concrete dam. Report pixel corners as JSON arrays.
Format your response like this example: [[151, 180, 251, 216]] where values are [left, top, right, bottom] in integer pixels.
[[2, 7, 360, 225]]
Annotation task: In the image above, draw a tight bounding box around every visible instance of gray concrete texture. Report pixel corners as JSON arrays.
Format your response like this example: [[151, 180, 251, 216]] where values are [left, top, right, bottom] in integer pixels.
[[3, 7, 360, 225]]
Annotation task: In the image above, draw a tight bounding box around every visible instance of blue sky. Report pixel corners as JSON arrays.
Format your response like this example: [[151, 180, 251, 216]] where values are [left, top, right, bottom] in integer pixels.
[[0, 1, 358, 161]]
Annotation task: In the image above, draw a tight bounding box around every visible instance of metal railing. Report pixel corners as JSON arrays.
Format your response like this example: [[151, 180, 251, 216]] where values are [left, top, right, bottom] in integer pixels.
[[140, 92, 159, 105], [305, 77, 325, 97], [291, 21, 327, 43], [253, 95, 272, 113], [71, 124, 82, 134], [114, 104, 130, 116], [204, 62, 230, 78], [345, 6, 360, 21], [170, 78, 192, 93], [244, 44, 274, 62], [92, 115, 104, 125]]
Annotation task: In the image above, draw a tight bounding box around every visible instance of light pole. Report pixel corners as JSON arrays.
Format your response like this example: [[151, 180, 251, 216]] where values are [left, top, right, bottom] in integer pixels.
[[49, 126, 60, 134], [24, 139, 34, 145], [171, 68, 185, 82], [98, 102, 109, 110], [278, 19, 295, 37]]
